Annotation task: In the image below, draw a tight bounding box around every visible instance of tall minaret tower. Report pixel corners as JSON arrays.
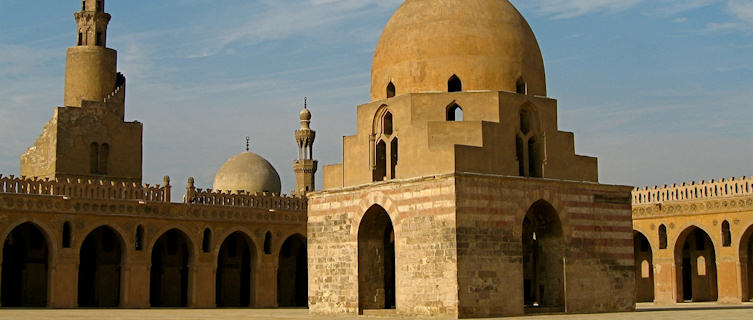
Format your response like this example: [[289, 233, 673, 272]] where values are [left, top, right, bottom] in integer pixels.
[[21, 1, 142, 183], [293, 98, 318, 195], [64, 0, 118, 108]]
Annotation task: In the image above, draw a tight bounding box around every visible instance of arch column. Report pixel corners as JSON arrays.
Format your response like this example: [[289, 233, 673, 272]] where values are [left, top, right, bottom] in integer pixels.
[[717, 253, 742, 303], [49, 255, 78, 308], [193, 261, 214, 308], [652, 251, 677, 304], [256, 255, 277, 308], [122, 260, 149, 308]]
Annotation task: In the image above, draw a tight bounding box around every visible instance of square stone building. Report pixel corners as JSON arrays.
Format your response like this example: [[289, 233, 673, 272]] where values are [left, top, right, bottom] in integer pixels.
[[307, 0, 636, 318]]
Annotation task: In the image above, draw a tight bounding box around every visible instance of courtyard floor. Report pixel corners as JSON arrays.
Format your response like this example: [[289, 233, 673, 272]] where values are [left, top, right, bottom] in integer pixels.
[[0, 303, 752, 320]]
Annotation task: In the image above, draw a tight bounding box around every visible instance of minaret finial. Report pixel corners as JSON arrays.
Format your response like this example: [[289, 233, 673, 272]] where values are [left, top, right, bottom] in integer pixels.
[[245, 136, 250, 152], [304, 97, 308, 109]]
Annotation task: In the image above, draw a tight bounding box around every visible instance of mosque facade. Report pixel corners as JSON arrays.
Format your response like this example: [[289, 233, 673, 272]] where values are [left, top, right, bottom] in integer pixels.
[[1, 0, 751, 318], [308, 0, 635, 318], [1, 0, 310, 309]]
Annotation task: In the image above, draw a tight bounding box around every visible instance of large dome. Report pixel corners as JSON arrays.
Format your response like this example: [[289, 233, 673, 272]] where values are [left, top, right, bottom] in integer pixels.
[[371, 0, 546, 100], [213, 151, 282, 195]]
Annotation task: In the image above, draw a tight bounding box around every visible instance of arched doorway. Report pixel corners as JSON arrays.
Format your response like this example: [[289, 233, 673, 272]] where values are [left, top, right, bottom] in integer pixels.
[[633, 231, 654, 302], [1, 223, 49, 307], [150, 229, 192, 307], [358, 205, 395, 311], [522, 200, 565, 313], [216, 231, 255, 307], [78, 226, 123, 307], [740, 224, 753, 301], [675, 226, 717, 302], [278, 234, 307, 307]]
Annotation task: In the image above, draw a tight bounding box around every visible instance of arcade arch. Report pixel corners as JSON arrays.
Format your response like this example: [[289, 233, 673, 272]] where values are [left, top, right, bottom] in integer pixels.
[[216, 231, 256, 307], [78, 226, 124, 307], [358, 205, 396, 311], [277, 233, 307, 307], [674, 226, 717, 302], [150, 228, 193, 307], [1, 222, 50, 307], [633, 230, 654, 302], [522, 200, 564, 312]]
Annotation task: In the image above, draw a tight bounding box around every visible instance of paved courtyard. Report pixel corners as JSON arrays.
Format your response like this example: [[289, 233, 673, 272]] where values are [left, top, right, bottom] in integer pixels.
[[0, 304, 752, 320]]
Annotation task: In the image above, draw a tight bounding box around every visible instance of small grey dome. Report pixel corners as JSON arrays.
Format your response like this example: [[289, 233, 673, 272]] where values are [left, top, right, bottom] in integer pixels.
[[213, 151, 281, 195]]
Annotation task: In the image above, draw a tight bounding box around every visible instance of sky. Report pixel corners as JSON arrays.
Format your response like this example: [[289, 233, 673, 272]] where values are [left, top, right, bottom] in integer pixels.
[[0, 0, 752, 194]]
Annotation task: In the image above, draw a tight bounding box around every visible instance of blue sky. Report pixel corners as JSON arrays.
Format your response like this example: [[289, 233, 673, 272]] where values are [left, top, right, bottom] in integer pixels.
[[1, 0, 752, 193]]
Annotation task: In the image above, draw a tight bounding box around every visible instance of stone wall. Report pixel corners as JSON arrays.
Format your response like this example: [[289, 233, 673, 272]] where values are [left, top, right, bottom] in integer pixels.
[[308, 175, 459, 317], [632, 177, 753, 304], [454, 173, 635, 317], [309, 172, 634, 318]]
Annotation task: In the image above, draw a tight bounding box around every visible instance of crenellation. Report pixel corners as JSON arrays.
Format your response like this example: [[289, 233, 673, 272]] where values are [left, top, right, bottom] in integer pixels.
[[633, 175, 753, 205]]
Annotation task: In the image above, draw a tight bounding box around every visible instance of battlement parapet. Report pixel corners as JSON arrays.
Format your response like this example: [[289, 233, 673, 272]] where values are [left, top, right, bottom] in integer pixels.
[[0, 174, 170, 202], [184, 177, 307, 212], [633, 176, 753, 205]]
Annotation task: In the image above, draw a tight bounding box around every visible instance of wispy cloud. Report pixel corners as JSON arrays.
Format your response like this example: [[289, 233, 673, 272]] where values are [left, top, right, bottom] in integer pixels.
[[520, 0, 646, 19]]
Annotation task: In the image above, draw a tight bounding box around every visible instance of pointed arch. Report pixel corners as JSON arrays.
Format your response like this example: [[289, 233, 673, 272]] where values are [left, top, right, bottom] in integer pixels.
[[135, 225, 144, 251], [522, 200, 564, 312], [89, 142, 99, 174], [386, 82, 396, 98], [722, 221, 731, 247], [277, 233, 307, 307], [216, 231, 256, 307], [448, 75, 462, 92], [674, 226, 717, 302], [264, 231, 272, 255], [62, 221, 72, 248], [78, 225, 124, 307], [633, 230, 654, 303], [659, 224, 668, 250], [740, 224, 753, 301], [358, 205, 396, 311], [202, 228, 212, 253], [516, 77, 527, 94], [150, 228, 193, 307], [1, 222, 50, 307], [446, 102, 463, 121]]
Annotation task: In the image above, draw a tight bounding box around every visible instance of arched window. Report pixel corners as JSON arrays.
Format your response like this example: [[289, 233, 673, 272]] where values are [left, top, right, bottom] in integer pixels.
[[383, 112, 393, 135], [659, 224, 667, 249], [386, 82, 395, 98], [374, 140, 387, 182], [264, 231, 272, 255], [62, 222, 72, 248], [516, 78, 527, 94], [135, 225, 144, 251], [78, 32, 83, 46], [89, 142, 99, 174], [722, 220, 732, 247], [390, 138, 398, 180], [96, 32, 102, 46], [528, 138, 539, 178], [202, 228, 211, 253], [99, 143, 109, 174], [446, 103, 463, 121], [448, 75, 462, 92], [520, 109, 531, 135], [516, 106, 541, 178], [516, 137, 525, 176], [82, 1, 86, 11]]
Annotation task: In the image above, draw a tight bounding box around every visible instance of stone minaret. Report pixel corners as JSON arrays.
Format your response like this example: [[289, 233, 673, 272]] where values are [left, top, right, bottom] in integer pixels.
[[65, 0, 118, 108], [293, 99, 318, 195], [21, 0, 142, 183]]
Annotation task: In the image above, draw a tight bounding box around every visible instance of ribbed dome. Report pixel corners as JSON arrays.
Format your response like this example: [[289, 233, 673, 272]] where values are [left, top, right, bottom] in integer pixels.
[[213, 151, 281, 195], [371, 0, 546, 100]]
